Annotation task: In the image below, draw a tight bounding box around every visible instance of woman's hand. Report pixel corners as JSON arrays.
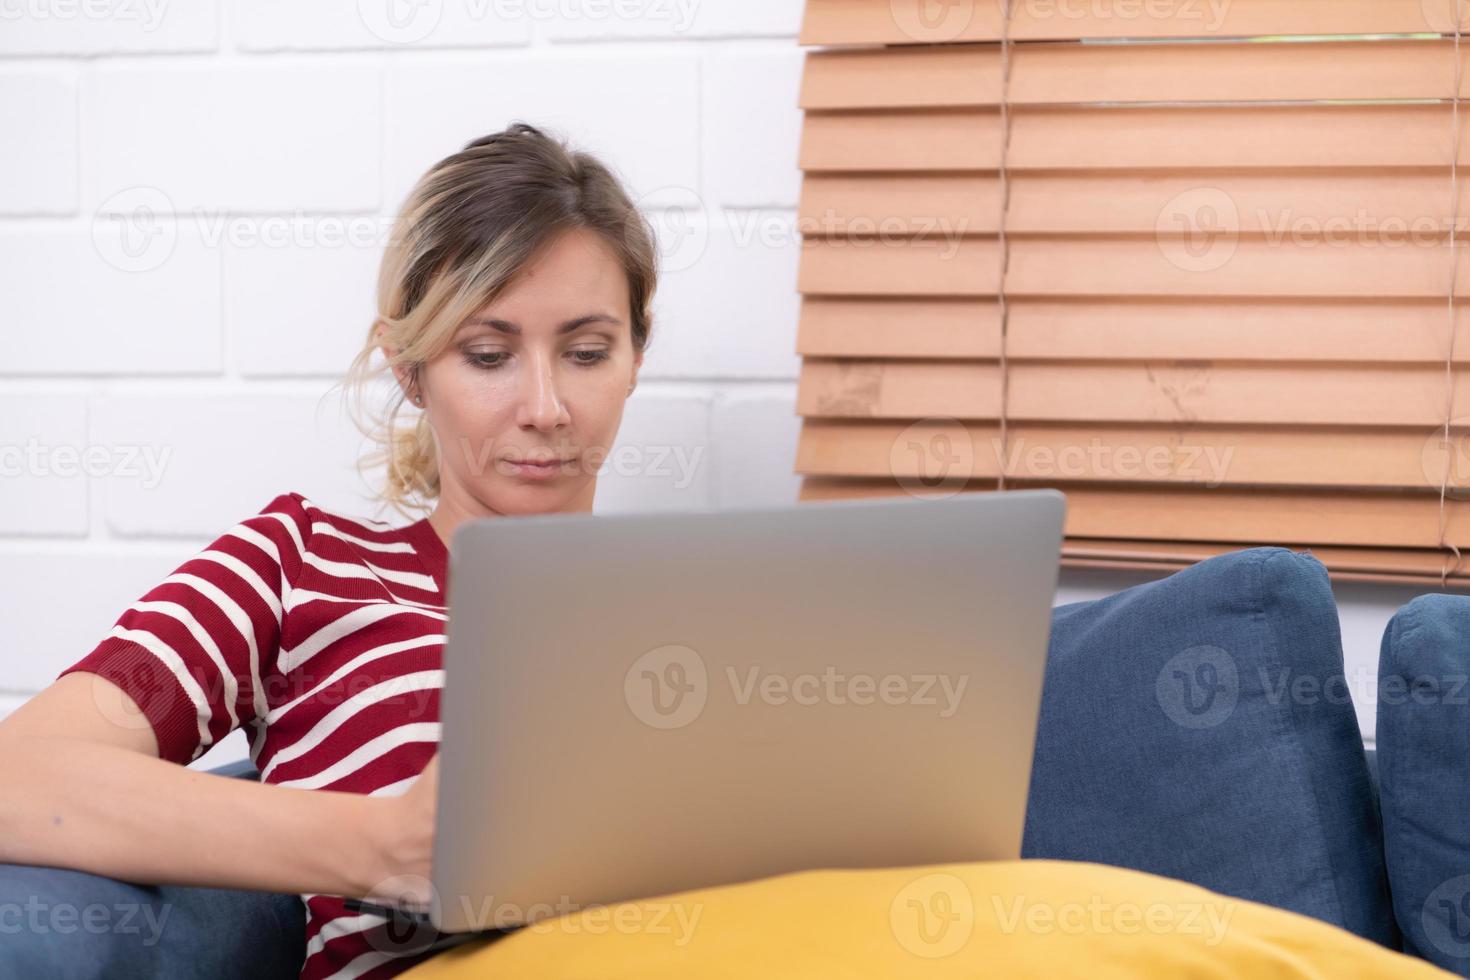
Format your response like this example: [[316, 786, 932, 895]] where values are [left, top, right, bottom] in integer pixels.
[[361, 752, 438, 912]]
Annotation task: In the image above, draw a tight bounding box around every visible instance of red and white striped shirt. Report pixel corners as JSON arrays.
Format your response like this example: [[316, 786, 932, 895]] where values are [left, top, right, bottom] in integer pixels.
[[58, 490, 463, 979]]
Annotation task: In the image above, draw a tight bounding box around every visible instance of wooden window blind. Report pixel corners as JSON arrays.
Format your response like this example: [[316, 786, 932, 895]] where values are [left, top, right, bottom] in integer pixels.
[[793, 0, 1470, 587]]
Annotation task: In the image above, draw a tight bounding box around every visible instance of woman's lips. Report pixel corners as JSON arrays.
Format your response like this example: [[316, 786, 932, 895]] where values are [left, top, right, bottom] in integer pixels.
[[503, 456, 576, 479]]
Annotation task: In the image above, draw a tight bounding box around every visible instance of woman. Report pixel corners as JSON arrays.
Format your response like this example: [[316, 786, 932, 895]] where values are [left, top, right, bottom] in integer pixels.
[[0, 122, 653, 979]]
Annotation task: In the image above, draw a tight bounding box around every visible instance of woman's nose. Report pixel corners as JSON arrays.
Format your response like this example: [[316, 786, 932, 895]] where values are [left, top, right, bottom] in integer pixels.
[[517, 353, 567, 429]]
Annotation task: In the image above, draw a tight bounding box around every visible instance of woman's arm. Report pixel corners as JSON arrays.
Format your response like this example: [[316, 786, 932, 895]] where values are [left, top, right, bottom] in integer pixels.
[[0, 672, 412, 900]]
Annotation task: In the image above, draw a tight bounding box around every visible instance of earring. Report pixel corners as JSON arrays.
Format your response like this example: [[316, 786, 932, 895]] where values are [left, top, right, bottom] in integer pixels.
[[413, 394, 423, 406]]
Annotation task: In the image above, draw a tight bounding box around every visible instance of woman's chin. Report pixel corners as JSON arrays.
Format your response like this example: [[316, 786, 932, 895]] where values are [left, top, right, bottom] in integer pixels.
[[487, 480, 593, 515]]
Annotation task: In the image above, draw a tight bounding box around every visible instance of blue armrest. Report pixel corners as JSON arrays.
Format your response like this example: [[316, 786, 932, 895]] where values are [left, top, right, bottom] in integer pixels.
[[0, 759, 305, 979]]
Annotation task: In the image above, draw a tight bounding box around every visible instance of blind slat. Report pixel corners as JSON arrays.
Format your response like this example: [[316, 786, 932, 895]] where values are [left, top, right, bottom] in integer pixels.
[[797, 479, 1470, 550], [800, 237, 1470, 298], [797, 419, 1463, 490], [803, 40, 1470, 109], [798, 361, 1470, 426], [799, 297, 1470, 363], [802, 106, 1470, 172], [800, 171, 1470, 238], [801, 0, 1454, 45]]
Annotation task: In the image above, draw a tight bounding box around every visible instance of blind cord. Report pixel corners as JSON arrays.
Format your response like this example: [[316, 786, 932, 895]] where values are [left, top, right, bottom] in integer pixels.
[[995, 0, 1015, 493], [1441, 16, 1465, 588]]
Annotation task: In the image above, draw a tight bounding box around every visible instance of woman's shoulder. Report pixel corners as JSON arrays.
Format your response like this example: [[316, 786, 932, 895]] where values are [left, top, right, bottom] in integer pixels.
[[263, 490, 437, 568], [254, 490, 405, 540], [263, 490, 445, 603]]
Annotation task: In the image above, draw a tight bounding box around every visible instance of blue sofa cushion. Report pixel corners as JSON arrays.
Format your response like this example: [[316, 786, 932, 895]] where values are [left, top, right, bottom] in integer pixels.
[[1022, 546, 1396, 949], [1377, 593, 1470, 976]]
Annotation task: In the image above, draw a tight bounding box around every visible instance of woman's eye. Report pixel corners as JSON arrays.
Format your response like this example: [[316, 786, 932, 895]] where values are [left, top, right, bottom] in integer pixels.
[[461, 350, 609, 370], [462, 352, 506, 369]]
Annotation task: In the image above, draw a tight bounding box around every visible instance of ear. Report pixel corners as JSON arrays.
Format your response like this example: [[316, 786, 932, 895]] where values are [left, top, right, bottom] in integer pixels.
[[628, 349, 643, 396], [375, 320, 415, 401]]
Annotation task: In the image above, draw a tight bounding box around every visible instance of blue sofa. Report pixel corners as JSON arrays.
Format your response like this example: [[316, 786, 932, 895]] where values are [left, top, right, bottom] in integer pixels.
[[2, 547, 1465, 978]]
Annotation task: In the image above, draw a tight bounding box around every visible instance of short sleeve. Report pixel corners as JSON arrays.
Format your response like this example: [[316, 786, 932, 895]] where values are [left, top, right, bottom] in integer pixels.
[[57, 492, 313, 765]]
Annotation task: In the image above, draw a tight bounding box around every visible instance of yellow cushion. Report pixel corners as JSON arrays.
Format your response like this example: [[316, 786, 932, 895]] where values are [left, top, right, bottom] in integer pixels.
[[402, 860, 1448, 979]]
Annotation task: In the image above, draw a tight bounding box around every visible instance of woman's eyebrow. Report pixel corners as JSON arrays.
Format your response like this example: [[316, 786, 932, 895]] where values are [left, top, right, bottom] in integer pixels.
[[460, 313, 622, 336]]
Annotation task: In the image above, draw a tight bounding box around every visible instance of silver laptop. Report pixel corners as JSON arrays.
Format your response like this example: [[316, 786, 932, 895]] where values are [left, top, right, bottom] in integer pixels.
[[426, 489, 1065, 933]]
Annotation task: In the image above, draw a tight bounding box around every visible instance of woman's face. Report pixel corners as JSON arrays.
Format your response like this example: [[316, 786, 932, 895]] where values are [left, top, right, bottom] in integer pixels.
[[386, 227, 642, 519]]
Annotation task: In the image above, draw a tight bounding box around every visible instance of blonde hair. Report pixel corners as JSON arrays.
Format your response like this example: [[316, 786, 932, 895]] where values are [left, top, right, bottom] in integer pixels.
[[335, 122, 659, 521]]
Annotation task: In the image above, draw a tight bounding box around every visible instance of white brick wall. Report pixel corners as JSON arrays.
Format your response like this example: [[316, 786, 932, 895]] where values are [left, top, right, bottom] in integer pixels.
[[0, 0, 1417, 770], [0, 1, 809, 769]]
